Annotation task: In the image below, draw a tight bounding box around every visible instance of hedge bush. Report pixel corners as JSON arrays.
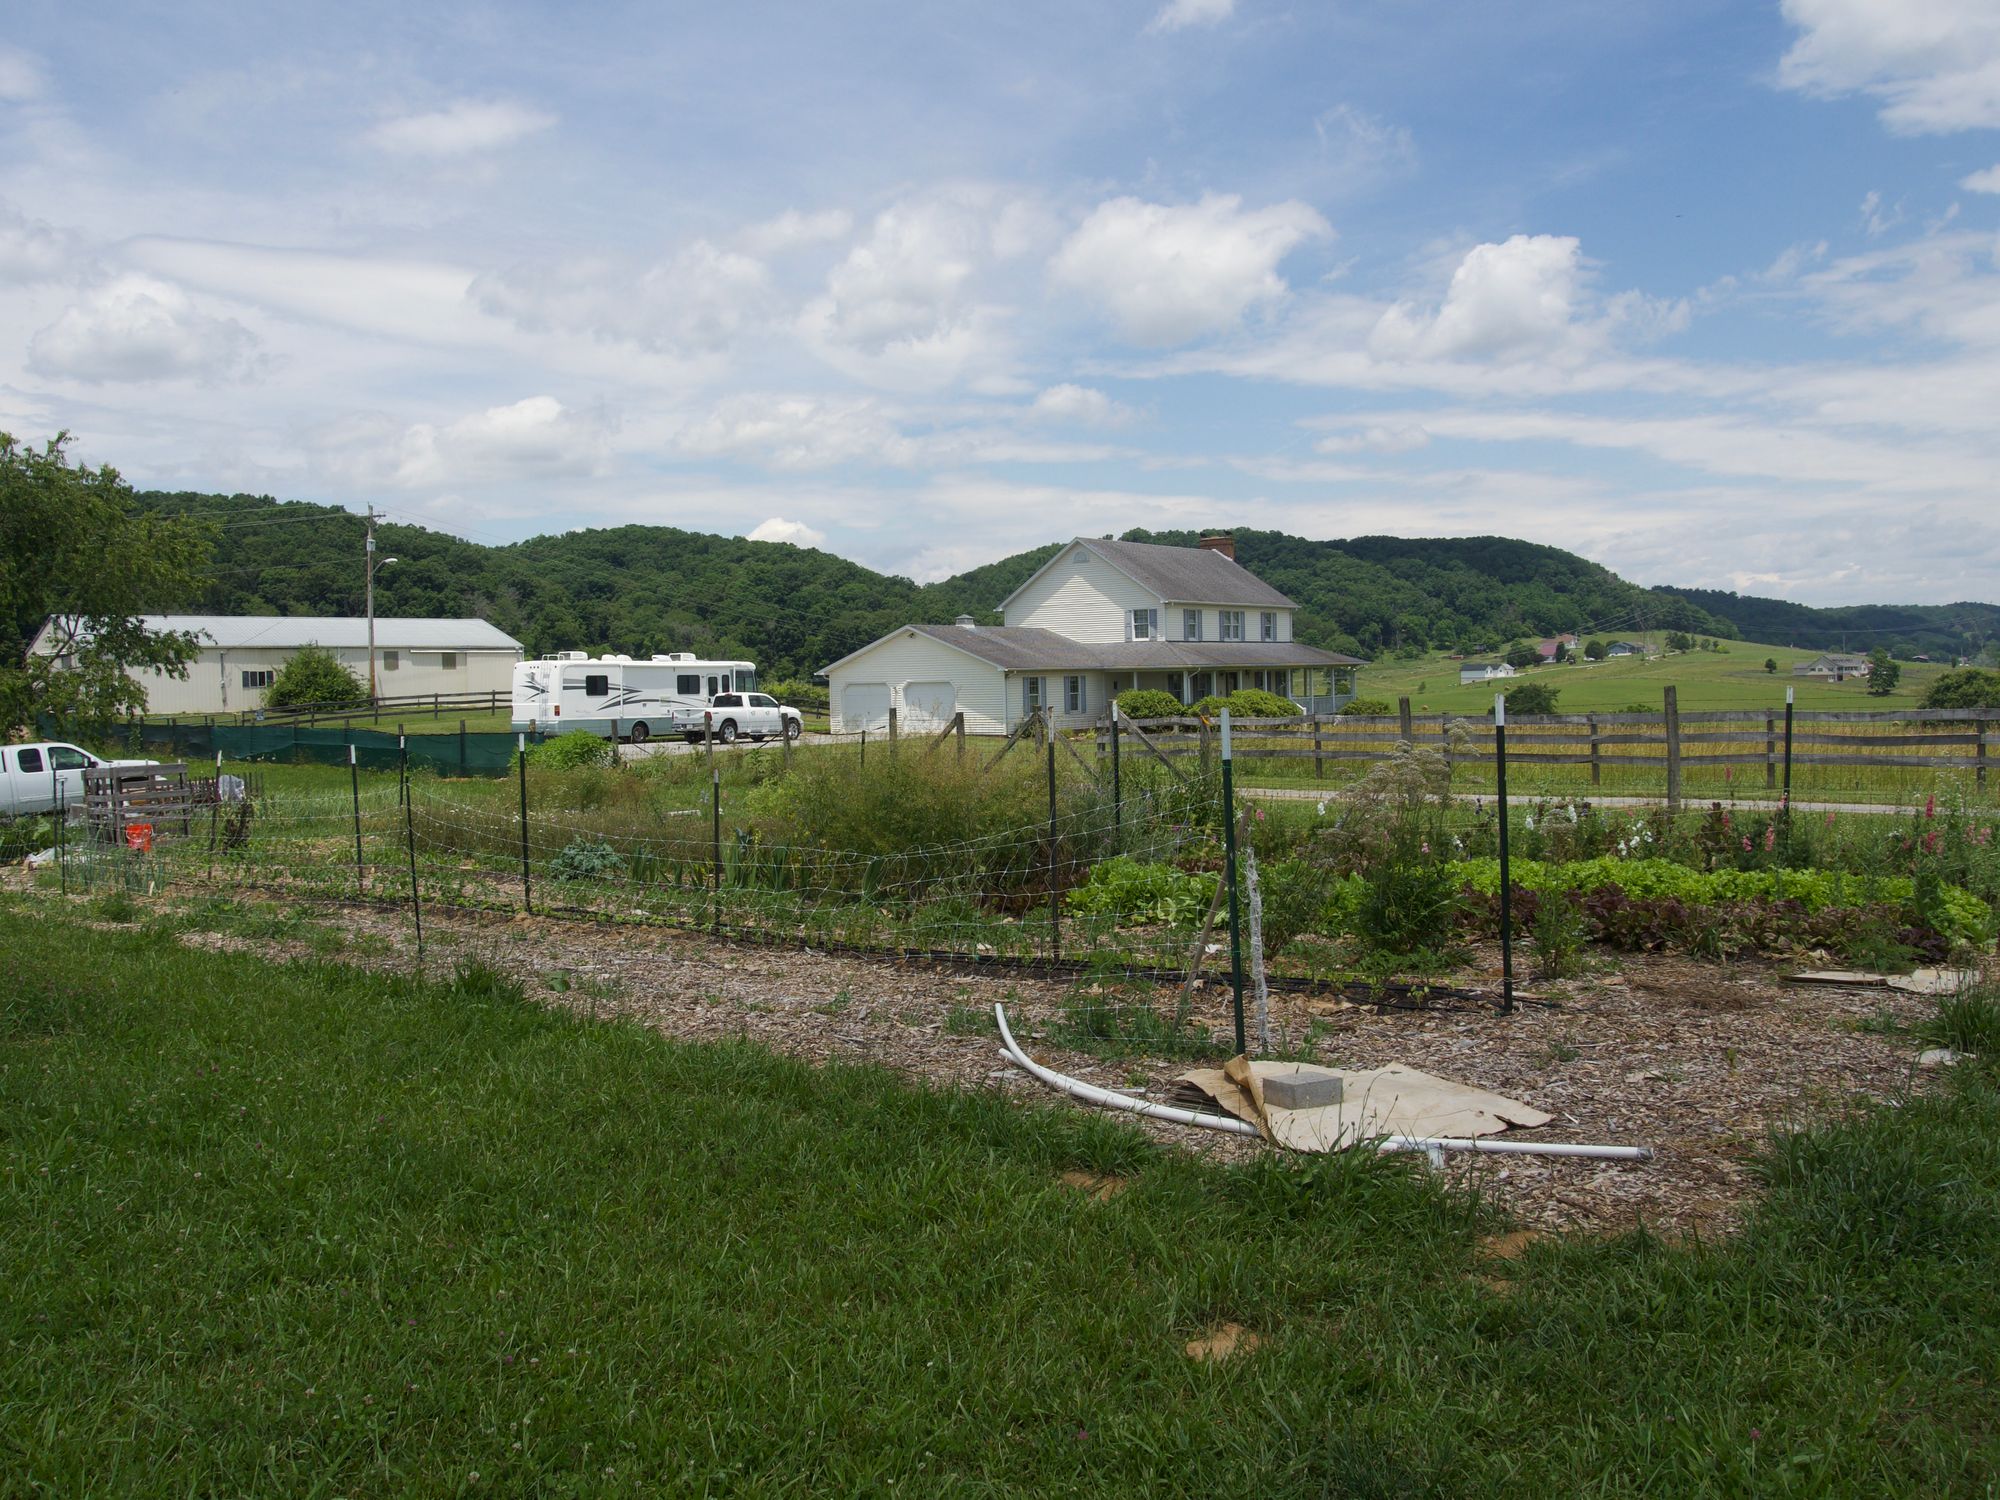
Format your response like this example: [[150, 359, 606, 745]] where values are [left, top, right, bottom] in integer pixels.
[[529, 730, 616, 770], [1187, 689, 1299, 720], [1113, 689, 1184, 720]]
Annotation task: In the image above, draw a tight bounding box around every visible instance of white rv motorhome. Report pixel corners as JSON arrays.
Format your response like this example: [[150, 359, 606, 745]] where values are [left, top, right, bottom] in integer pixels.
[[511, 653, 760, 743]]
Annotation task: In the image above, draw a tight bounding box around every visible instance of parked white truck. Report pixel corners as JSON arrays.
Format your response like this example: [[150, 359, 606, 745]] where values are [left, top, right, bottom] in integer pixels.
[[510, 654, 801, 745], [0, 742, 150, 817]]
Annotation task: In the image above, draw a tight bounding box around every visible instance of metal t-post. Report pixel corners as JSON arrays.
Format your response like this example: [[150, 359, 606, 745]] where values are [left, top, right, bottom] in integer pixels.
[[1782, 686, 1795, 855], [1109, 701, 1122, 848], [1221, 710, 1246, 1055], [517, 733, 532, 915], [402, 733, 423, 977], [350, 744, 364, 895], [1496, 693, 1514, 1015], [1047, 728, 1061, 966], [711, 766, 723, 937]]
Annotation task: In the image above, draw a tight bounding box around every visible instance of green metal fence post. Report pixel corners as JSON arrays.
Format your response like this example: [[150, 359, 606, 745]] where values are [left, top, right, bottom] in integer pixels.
[[1221, 709, 1246, 1055], [1047, 725, 1061, 966], [1496, 692, 1515, 1016], [518, 733, 533, 916], [350, 744, 365, 895]]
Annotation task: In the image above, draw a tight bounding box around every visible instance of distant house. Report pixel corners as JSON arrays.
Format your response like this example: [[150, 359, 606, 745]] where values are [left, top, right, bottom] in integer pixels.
[[1536, 633, 1578, 662], [1459, 661, 1517, 685], [819, 535, 1366, 733], [1793, 653, 1871, 681], [1605, 641, 1648, 658], [30, 614, 524, 715]]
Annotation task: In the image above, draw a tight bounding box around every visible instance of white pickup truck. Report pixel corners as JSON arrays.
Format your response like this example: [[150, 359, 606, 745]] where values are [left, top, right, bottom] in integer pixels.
[[0, 742, 150, 817], [687, 692, 805, 745]]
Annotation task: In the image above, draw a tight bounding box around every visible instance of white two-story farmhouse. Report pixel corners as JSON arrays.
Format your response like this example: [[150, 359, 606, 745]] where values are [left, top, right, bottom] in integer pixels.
[[820, 535, 1366, 733]]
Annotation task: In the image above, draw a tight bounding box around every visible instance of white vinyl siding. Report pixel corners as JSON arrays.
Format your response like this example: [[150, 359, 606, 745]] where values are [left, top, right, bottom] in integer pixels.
[[123, 642, 519, 715], [1004, 544, 1162, 641], [822, 629, 1010, 735]]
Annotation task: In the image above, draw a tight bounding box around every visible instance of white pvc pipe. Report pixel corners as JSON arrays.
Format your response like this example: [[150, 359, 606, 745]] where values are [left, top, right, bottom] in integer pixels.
[[992, 1004, 1653, 1162], [992, 1004, 1260, 1136]]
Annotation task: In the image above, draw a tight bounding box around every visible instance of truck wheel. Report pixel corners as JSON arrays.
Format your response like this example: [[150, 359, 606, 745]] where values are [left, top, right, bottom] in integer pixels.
[[684, 732, 702, 744], [630, 722, 650, 744], [718, 720, 739, 745], [785, 718, 803, 741]]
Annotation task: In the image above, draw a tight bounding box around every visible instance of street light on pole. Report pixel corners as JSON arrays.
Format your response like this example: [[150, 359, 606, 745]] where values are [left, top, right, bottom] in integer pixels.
[[364, 505, 398, 703]]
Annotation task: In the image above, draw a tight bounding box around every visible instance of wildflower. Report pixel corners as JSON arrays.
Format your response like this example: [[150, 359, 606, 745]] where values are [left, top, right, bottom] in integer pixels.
[[1724, 765, 1734, 783], [1825, 811, 1835, 826], [1763, 826, 1776, 852], [1924, 831, 1939, 854], [1315, 801, 1326, 817], [1741, 836, 1752, 852], [1926, 794, 1936, 820]]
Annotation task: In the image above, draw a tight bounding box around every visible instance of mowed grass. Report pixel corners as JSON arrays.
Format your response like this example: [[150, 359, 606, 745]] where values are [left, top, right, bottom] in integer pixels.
[[6, 906, 2000, 1494], [1357, 642, 1950, 717]]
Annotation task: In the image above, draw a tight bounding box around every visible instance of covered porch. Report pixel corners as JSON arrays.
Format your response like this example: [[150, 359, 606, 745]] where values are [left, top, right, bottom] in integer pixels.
[[1110, 664, 1360, 714]]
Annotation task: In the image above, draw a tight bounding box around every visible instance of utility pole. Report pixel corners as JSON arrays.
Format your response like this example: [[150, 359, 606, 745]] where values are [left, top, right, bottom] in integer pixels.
[[365, 505, 378, 704]]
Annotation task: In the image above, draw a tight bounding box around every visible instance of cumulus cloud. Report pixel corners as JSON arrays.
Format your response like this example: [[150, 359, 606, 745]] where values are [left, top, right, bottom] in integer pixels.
[[1778, 0, 2000, 133], [1028, 383, 1134, 426], [359, 397, 611, 487], [474, 239, 774, 353], [798, 193, 1017, 389], [1963, 164, 2000, 193], [1050, 193, 1331, 345], [1370, 234, 1588, 359], [365, 99, 556, 156], [746, 516, 827, 547], [0, 46, 45, 101], [1147, 0, 1235, 34], [737, 208, 853, 257], [28, 275, 259, 382], [0, 201, 74, 283]]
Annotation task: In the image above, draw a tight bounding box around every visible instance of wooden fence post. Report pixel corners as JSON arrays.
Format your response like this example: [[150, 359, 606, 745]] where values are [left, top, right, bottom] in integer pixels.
[[1978, 720, 1988, 791], [1765, 713, 1777, 789], [888, 706, 899, 753], [1312, 712, 1323, 781], [955, 711, 965, 762], [1663, 686, 1681, 813], [1588, 713, 1601, 787], [1398, 696, 1413, 745]]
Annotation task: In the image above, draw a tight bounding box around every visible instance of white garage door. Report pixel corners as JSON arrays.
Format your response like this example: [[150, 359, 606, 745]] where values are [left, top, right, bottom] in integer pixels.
[[840, 682, 891, 731], [901, 680, 957, 727]]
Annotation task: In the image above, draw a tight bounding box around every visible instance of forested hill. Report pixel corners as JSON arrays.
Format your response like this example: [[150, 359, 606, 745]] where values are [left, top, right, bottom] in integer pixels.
[[1653, 586, 2000, 658], [128, 490, 1983, 679]]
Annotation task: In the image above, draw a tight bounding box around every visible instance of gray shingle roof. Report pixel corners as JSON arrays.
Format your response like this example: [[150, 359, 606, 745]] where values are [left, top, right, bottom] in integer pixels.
[[887, 624, 1362, 672], [128, 615, 523, 651], [1002, 538, 1297, 609]]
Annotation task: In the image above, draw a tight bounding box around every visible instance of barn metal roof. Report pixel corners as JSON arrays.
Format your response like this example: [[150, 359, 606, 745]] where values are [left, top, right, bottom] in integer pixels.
[[128, 615, 523, 651]]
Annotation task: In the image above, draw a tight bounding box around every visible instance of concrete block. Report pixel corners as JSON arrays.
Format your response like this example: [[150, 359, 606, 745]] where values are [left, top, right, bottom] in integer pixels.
[[1261, 1066, 1343, 1111]]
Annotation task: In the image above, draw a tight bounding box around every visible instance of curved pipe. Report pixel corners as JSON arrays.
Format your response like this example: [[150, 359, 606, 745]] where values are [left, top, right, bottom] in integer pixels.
[[992, 1004, 1652, 1163]]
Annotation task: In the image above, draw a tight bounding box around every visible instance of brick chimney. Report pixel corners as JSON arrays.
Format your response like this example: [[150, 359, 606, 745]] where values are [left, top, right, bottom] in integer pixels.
[[1198, 533, 1236, 562]]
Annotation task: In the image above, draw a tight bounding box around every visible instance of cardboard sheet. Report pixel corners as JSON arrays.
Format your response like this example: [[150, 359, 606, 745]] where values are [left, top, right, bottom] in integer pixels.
[[1177, 1059, 1551, 1153], [1787, 968, 1979, 996]]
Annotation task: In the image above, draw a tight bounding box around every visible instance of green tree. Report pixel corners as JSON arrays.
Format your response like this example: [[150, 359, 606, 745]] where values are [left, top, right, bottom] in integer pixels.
[[1764, 658, 1777, 673], [1919, 668, 2000, 710], [1665, 630, 1695, 652], [1504, 643, 1541, 671], [1500, 681, 1561, 716], [1866, 648, 1901, 697], [1584, 639, 1607, 661], [1, 434, 212, 733], [266, 644, 367, 708]]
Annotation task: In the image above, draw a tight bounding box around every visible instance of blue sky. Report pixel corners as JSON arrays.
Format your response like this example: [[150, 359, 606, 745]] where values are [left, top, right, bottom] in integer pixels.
[[3, 0, 1998, 604]]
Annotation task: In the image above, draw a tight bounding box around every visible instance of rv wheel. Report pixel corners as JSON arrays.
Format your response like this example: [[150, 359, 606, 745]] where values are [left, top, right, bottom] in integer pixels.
[[629, 722, 650, 744], [718, 720, 739, 745]]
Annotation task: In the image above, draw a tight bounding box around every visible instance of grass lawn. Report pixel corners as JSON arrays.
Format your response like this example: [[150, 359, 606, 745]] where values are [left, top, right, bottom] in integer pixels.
[[1354, 642, 1949, 717], [5, 904, 2000, 1493]]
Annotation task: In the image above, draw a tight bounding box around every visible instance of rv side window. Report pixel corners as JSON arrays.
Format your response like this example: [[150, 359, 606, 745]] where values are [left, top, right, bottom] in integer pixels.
[[735, 670, 756, 692], [677, 675, 701, 695], [18, 748, 42, 773], [707, 676, 719, 697], [585, 674, 610, 696]]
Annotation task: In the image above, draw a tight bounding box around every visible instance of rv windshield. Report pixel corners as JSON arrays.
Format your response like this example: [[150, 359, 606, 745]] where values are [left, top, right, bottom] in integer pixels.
[[735, 669, 756, 692]]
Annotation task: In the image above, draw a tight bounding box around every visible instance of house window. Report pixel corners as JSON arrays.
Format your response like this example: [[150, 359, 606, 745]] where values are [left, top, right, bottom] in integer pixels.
[[1183, 609, 1202, 640], [1190, 672, 1213, 700], [1064, 675, 1086, 713], [382, 650, 399, 672], [241, 669, 275, 689], [1023, 676, 1044, 714], [1165, 672, 1186, 703], [1261, 611, 1277, 642], [440, 652, 458, 670], [1220, 611, 1245, 642], [1223, 672, 1240, 694], [585, 674, 610, 697], [1130, 608, 1159, 640]]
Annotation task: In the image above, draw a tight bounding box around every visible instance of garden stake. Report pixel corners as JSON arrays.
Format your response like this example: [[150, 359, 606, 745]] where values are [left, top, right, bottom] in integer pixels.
[[1046, 725, 1061, 965], [1495, 693, 1514, 1015], [1782, 686, 1794, 856], [403, 735, 424, 978], [56, 776, 66, 897], [517, 733, 532, 915], [349, 744, 364, 895], [1222, 709, 1246, 1055], [711, 766, 722, 937], [1110, 700, 1122, 848]]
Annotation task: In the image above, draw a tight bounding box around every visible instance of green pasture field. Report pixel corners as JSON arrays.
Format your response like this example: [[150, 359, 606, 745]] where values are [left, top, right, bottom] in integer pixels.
[[1352, 642, 1947, 717], [5, 904, 2000, 1493]]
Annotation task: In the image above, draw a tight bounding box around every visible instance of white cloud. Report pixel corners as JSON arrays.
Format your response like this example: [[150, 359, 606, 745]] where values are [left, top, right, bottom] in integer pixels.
[[1050, 193, 1331, 345], [1028, 383, 1134, 426], [364, 100, 557, 157], [1147, 0, 1235, 35], [737, 209, 853, 257], [1371, 234, 1586, 359], [746, 516, 827, 548], [1778, 0, 2000, 133], [343, 396, 612, 488], [676, 394, 921, 470], [474, 239, 774, 354], [28, 274, 259, 382], [1963, 164, 2000, 193], [1313, 423, 1431, 455], [0, 201, 74, 283]]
